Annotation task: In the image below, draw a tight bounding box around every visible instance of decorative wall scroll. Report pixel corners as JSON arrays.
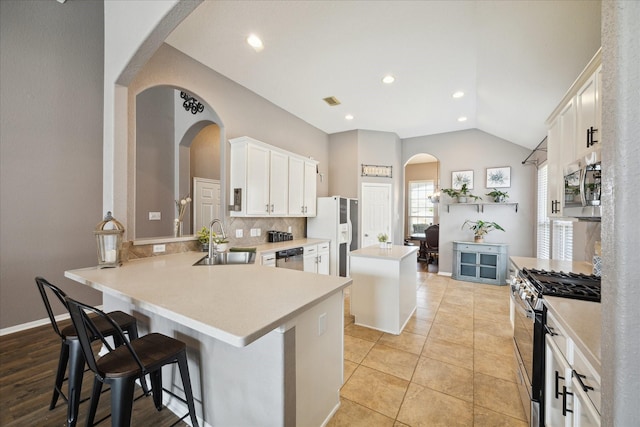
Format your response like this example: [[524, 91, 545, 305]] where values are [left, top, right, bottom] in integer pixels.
[[361, 164, 392, 178]]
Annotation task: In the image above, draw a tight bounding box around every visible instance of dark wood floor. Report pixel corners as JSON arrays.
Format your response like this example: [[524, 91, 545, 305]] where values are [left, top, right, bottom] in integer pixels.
[[0, 320, 189, 427]]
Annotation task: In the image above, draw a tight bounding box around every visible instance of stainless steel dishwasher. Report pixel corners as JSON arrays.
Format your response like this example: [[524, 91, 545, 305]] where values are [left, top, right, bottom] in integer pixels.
[[275, 247, 304, 270]]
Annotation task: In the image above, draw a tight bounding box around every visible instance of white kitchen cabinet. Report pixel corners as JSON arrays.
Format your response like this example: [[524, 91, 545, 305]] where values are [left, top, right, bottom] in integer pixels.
[[303, 244, 318, 273], [230, 136, 317, 217], [547, 118, 563, 217], [544, 309, 601, 427], [303, 243, 330, 275], [317, 242, 330, 275], [261, 252, 276, 267], [288, 157, 318, 217], [575, 65, 602, 160], [545, 335, 573, 427]]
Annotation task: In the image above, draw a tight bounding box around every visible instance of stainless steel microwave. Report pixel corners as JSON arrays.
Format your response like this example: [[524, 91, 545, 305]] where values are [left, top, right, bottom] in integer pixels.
[[563, 150, 601, 220]]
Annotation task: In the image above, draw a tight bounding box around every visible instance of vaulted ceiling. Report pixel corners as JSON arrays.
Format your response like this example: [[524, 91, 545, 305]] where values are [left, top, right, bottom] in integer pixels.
[[166, 0, 601, 149]]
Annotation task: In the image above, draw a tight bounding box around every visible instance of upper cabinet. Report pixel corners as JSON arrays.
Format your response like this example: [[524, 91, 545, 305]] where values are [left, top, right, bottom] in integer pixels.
[[230, 136, 318, 217], [545, 49, 602, 217], [288, 157, 317, 216], [575, 65, 602, 160]]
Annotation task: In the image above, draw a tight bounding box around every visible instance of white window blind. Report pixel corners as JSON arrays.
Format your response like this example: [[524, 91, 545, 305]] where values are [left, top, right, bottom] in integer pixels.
[[408, 180, 435, 230], [552, 220, 573, 261], [537, 164, 550, 259]]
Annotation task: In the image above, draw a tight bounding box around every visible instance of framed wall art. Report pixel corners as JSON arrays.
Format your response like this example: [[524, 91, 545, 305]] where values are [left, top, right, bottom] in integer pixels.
[[486, 166, 511, 188], [452, 170, 473, 189]]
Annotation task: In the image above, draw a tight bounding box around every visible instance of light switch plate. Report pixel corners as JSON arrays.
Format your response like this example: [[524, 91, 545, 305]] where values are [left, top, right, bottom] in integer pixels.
[[236, 229, 243, 238], [153, 244, 165, 253], [149, 212, 161, 220]]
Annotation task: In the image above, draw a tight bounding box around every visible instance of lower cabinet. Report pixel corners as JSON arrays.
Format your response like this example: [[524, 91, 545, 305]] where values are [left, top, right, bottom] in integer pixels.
[[303, 242, 330, 275], [452, 241, 508, 285], [545, 315, 601, 427]]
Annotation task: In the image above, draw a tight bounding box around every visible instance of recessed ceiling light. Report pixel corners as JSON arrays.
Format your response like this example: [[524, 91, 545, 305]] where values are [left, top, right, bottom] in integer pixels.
[[458, 116, 468, 122], [345, 114, 354, 120], [246, 34, 264, 52], [452, 91, 465, 98], [382, 75, 395, 84]]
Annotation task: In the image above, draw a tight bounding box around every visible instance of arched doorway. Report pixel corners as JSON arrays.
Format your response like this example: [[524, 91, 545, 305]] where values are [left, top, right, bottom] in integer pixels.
[[404, 153, 440, 271]]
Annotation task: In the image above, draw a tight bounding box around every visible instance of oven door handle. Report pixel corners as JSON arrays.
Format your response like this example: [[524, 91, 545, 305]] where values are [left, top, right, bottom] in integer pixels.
[[512, 294, 535, 320]]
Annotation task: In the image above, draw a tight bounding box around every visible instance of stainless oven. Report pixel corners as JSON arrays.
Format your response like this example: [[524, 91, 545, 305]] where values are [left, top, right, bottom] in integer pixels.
[[511, 274, 545, 427]]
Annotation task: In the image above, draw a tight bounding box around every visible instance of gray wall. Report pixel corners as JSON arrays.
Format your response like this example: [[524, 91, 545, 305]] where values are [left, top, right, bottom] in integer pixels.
[[0, 0, 104, 329], [403, 129, 535, 274], [135, 87, 175, 238], [328, 131, 359, 198]]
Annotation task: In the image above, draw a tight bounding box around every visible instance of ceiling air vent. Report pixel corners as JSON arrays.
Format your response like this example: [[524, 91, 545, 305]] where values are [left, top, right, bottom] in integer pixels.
[[323, 96, 341, 106]]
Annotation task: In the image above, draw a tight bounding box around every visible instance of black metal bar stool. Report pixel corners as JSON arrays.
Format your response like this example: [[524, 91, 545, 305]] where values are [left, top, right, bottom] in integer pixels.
[[65, 296, 199, 427], [35, 277, 148, 427]]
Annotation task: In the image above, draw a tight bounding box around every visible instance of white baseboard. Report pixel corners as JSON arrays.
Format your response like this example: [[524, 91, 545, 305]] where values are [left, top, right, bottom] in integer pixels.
[[0, 306, 103, 337], [438, 271, 452, 277]]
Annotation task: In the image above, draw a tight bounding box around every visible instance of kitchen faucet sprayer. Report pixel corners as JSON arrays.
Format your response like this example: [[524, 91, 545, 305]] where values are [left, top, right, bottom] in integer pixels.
[[208, 219, 227, 259]]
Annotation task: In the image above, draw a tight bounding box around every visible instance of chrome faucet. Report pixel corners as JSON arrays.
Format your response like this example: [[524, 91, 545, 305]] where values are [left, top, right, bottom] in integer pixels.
[[208, 219, 227, 259]]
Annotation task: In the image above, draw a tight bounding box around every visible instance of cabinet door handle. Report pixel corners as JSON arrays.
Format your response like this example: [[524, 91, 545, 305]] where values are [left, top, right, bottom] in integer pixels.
[[586, 128, 591, 148], [562, 385, 573, 416], [271, 204, 274, 212], [266, 204, 270, 213], [590, 126, 598, 145], [573, 370, 594, 392], [301, 206, 305, 213], [555, 370, 564, 399]]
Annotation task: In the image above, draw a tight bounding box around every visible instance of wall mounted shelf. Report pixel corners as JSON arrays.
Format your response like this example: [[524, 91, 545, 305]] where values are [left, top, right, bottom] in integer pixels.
[[444, 202, 519, 213]]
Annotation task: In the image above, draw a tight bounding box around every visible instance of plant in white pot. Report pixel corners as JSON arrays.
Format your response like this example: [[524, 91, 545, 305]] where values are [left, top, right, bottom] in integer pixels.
[[377, 233, 389, 248], [462, 219, 505, 243], [442, 183, 481, 203]]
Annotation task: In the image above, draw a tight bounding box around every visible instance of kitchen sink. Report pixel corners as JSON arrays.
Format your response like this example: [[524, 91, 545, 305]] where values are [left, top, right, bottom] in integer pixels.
[[194, 252, 256, 266]]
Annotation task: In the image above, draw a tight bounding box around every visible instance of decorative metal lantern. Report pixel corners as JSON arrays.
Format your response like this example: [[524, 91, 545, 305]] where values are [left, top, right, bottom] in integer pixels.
[[94, 211, 124, 268]]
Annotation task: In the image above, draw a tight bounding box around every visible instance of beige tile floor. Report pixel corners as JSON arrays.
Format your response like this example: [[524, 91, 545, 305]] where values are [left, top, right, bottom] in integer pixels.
[[327, 266, 527, 427]]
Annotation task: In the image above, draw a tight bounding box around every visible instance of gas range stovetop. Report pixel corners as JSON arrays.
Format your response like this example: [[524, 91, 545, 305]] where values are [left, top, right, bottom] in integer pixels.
[[520, 268, 601, 303]]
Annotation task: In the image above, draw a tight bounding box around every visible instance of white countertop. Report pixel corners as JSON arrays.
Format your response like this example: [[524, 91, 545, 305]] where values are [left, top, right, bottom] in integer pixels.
[[350, 244, 418, 261], [65, 251, 351, 348], [510, 256, 593, 275], [544, 296, 601, 373]]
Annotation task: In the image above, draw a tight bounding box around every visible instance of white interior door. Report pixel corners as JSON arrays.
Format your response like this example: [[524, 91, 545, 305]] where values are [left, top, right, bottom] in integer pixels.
[[361, 183, 392, 248], [193, 177, 220, 232]]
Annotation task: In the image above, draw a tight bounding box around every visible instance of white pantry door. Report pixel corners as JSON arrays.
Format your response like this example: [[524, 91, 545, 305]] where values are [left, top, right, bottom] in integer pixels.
[[361, 183, 392, 248], [193, 178, 220, 232]]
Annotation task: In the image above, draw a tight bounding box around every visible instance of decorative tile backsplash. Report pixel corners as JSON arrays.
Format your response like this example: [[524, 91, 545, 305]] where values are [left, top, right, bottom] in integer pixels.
[[126, 217, 307, 260]]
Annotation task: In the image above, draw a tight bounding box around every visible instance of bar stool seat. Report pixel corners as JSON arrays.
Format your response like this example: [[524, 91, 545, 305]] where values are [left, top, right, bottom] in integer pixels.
[[35, 277, 147, 427], [66, 296, 199, 427]]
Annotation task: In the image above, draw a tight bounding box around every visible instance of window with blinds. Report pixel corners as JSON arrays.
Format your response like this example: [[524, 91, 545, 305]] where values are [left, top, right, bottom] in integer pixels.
[[552, 220, 573, 260], [537, 164, 550, 259], [408, 180, 435, 230]]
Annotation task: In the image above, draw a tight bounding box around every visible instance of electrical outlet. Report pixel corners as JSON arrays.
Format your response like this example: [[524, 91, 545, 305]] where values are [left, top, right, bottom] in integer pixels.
[[318, 313, 327, 336], [288, 226, 292, 233], [236, 229, 243, 238], [149, 212, 161, 220], [153, 244, 165, 253], [250, 228, 256, 237]]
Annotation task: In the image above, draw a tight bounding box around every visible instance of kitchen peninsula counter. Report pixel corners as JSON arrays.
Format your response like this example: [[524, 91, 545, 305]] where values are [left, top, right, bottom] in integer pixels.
[[65, 251, 351, 427]]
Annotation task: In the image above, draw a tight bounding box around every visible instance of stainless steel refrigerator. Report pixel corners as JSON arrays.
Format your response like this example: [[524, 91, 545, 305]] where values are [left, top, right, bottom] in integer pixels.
[[307, 196, 358, 277]]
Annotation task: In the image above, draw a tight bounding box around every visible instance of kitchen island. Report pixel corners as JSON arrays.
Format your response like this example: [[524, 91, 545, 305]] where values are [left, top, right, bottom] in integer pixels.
[[349, 244, 418, 334], [65, 251, 351, 427]]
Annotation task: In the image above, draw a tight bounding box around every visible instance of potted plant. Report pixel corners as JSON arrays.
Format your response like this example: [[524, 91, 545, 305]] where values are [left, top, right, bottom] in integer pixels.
[[486, 188, 509, 203], [377, 233, 389, 248], [462, 219, 505, 243], [197, 226, 210, 252], [442, 183, 481, 203], [213, 235, 229, 252]]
